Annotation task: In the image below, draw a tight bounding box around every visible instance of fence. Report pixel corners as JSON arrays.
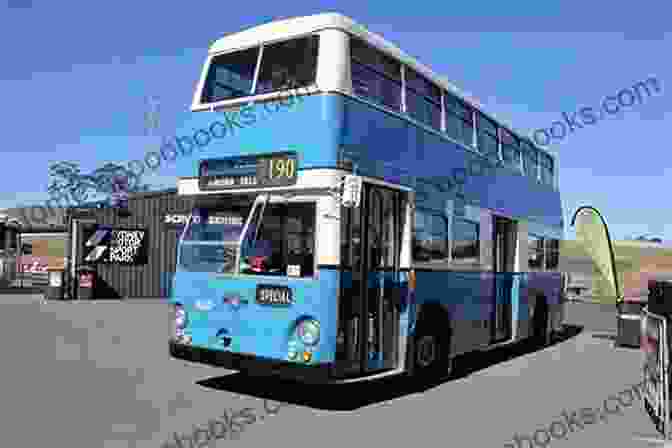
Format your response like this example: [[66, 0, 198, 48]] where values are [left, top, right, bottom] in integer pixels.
[[642, 308, 671, 439], [13, 271, 49, 288]]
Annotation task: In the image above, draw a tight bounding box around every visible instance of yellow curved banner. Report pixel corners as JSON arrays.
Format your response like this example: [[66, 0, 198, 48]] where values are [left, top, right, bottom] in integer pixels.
[[572, 206, 621, 302]]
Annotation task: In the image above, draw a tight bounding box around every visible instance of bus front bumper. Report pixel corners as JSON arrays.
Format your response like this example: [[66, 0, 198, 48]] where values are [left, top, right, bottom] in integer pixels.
[[169, 341, 332, 383]]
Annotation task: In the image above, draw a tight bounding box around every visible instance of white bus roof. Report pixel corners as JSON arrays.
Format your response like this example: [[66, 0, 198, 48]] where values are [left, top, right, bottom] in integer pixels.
[[208, 13, 555, 162]]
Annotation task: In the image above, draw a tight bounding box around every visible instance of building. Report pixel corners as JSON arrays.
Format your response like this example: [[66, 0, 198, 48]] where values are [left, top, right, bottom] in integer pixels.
[[65, 189, 195, 299], [4, 191, 200, 299], [15, 231, 68, 288], [2, 206, 68, 233]]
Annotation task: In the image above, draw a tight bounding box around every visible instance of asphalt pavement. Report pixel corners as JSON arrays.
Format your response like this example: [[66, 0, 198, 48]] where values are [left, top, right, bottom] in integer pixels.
[[0, 295, 664, 448]]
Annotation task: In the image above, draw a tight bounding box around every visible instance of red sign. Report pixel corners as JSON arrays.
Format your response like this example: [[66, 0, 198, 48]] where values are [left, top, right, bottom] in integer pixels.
[[18, 255, 66, 272], [79, 273, 93, 288], [18, 256, 48, 273]]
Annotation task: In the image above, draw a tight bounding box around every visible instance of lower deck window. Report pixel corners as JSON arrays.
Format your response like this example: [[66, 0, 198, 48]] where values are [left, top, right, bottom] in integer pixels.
[[528, 234, 544, 269], [451, 218, 480, 262], [528, 235, 559, 270], [242, 203, 315, 277], [413, 210, 448, 262]]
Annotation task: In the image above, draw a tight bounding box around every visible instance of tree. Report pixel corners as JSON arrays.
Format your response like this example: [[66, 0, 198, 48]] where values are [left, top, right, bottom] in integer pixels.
[[48, 161, 152, 207], [47, 161, 91, 204], [628, 234, 663, 243]]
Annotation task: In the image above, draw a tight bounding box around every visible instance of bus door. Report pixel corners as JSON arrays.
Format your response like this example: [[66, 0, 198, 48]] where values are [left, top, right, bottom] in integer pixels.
[[492, 216, 516, 343], [337, 183, 404, 375]]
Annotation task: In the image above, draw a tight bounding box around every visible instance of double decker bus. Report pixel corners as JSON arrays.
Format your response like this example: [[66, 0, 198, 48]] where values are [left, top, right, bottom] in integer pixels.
[[168, 13, 565, 383]]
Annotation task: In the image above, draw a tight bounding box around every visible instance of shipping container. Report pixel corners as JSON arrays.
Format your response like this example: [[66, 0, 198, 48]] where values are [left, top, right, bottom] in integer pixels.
[[66, 189, 196, 299]]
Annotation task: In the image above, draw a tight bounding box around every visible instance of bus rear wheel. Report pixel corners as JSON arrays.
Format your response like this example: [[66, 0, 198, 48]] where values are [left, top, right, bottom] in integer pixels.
[[413, 328, 452, 379], [531, 297, 551, 348]]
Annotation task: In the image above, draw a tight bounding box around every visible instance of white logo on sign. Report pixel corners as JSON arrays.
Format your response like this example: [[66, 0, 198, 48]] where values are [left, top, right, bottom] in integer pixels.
[[208, 216, 243, 225], [164, 215, 202, 224], [109, 230, 145, 263]]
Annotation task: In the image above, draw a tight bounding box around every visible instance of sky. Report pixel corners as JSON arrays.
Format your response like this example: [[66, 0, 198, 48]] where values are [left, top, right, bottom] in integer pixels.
[[1, 0, 670, 241]]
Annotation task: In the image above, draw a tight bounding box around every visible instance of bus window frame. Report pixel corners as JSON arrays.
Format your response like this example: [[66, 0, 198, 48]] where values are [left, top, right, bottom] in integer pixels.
[[177, 194, 320, 280], [196, 33, 320, 109], [233, 195, 319, 280]]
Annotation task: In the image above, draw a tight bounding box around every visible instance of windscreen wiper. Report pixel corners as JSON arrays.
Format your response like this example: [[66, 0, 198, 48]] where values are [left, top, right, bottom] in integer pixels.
[[235, 194, 269, 273]]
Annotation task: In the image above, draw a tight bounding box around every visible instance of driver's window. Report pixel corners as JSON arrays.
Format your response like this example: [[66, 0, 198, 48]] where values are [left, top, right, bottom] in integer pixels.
[[240, 202, 316, 277]]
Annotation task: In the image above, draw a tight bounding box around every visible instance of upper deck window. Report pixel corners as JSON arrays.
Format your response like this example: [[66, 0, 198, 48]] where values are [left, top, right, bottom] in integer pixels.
[[350, 38, 402, 110], [255, 36, 319, 95], [200, 35, 318, 104], [444, 92, 474, 147], [500, 128, 522, 173], [540, 153, 554, 186], [201, 47, 260, 103], [477, 112, 499, 162], [521, 140, 539, 181], [405, 68, 441, 130]]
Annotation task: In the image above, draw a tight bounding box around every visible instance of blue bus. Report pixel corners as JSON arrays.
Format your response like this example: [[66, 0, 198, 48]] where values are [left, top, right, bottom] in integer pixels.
[[168, 13, 565, 383]]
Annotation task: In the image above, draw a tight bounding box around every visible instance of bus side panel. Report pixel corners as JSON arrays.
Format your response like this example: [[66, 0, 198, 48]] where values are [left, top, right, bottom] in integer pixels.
[[520, 271, 563, 339], [398, 270, 411, 356], [340, 96, 563, 231], [316, 267, 340, 362], [413, 270, 492, 355]]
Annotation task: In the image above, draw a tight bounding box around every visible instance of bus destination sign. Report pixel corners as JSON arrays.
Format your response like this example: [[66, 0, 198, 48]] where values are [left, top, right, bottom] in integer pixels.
[[199, 152, 298, 190]]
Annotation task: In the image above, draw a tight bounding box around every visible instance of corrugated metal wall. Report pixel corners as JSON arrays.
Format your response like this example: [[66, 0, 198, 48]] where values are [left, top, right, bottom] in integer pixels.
[[75, 191, 195, 299]]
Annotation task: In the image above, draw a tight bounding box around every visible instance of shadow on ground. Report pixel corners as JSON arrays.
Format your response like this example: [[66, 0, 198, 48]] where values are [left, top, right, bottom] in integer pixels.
[[195, 324, 584, 411]]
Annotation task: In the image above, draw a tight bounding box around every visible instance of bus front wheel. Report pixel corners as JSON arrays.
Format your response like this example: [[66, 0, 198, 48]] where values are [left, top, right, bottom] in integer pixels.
[[413, 328, 452, 379]]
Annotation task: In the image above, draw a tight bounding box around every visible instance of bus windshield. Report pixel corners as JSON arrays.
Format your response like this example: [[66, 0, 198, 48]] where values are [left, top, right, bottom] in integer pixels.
[[178, 198, 316, 277]]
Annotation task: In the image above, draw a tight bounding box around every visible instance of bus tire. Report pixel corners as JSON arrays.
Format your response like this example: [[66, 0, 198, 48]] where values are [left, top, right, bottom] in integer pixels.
[[413, 323, 452, 379], [531, 296, 551, 348]]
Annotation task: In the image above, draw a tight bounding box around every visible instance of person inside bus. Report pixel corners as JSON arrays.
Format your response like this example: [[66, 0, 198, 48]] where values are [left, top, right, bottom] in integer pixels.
[[287, 247, 314, 277]]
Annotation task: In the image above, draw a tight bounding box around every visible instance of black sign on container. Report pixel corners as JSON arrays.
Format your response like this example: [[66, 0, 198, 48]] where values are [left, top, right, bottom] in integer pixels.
[[82, 225, 149, 265]]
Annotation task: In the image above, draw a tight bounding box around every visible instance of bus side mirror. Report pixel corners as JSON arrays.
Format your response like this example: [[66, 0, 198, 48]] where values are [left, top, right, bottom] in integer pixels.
[[341, 175, 362, 208]]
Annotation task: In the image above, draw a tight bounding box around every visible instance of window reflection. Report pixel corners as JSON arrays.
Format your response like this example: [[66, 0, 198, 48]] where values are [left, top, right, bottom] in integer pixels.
[[545, 238, 560, 270], [351, 38, 402, 111], [528, 234, 544, 269], [452, 218, 479, 262], [201, 47, 259, 103], [413, 210, 448, 262], [255, 36, 319, 94], [444, 94, 474, 147]]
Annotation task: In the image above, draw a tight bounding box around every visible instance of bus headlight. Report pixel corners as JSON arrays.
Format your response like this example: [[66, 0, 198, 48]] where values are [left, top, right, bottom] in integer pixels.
[[173, 303, 187, 331], [297, 319, 320, 346]]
